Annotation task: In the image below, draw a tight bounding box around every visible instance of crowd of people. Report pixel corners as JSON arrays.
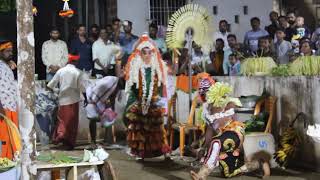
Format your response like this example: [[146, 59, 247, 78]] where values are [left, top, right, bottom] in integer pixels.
[[40, 11, 320, 80], [1, 9, 320, 179]]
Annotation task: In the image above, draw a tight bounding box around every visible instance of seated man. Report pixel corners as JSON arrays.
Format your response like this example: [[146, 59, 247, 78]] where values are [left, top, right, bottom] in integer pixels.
[[191, 82, 270, 180]]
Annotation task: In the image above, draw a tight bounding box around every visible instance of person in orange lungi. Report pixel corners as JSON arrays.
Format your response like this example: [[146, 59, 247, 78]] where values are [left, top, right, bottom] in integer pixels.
[[0, 40, 19, 160]]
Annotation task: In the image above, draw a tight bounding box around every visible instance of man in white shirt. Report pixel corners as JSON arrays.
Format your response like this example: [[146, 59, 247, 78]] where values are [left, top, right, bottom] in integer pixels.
[[41, 27, 68, 81], [47, 54, 87, 150], [213, 20, 230, 49], [92, 28, 122, 78]]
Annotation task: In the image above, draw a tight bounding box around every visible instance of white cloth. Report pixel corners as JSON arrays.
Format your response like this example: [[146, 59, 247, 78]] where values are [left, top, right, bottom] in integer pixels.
[[41, 39, 68, 72], [0, 60, 17, 111], [85, 76, 119, 116], [204, 141, 220, 169], [213, 31, 230, 50], [47, 64, 86, 106], [92, 39, 122, 70]]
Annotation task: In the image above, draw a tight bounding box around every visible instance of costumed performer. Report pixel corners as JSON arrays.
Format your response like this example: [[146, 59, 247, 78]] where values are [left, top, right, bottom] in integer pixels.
[[124, 34, 171, 160], [190, 82, 270, 180]]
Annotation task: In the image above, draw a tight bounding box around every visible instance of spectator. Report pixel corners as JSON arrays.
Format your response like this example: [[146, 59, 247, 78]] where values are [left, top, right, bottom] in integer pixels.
[[111, 18, 123, 44], [88, 24, 100, 43], [311, 26, 320, 45], [274, 16, 292, 43], [149, 22, 167, 54], [70, 24, 93, 72], [106, 24, 113, 38], [92, 28, 122, 78], [208, 38, 225, 76], [244, 17, 269, 53], [278, 16, 290, 29], [178, 48, 190, 75], [299, 39, 315, 56], [285, 12, 296, 41], [227, 34, 250, 60], [293, 17, 311, 40], [228, 53, 241, 76], [41, 27, 68, 81], [119, 20, 138, 65], [286, 11, 297, 28], [256, 36, 276, 58], [191, 43, 210, 73], [213, 20, 229, 49], [274, 28, 292, 64], [265, 11, 279, 39]]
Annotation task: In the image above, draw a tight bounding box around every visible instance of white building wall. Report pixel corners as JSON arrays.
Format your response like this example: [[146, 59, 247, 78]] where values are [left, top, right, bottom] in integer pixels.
[[118, 0, 278, 41], [191, 0, 275, 42], [117, 0, 150, 36]]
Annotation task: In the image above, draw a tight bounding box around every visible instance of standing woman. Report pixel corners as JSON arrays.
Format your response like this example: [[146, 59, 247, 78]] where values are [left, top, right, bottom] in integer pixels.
[[124, 34, 170, 160]]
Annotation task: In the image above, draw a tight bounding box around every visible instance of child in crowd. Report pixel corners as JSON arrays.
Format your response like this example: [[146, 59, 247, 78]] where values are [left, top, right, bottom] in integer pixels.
[[274, 28, 292, 64], [228, 53, 241, 76]]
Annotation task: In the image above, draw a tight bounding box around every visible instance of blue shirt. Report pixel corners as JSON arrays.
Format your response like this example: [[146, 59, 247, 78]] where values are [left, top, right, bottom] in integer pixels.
[[228, 61, 241, 76], [152, 38, 167, 54], [70, 37, 93, 71], [119, 34, 138, 55], [244, 29, 269, 52]]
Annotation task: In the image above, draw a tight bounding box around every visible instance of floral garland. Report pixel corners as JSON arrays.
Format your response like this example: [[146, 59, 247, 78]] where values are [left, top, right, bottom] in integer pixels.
[[140, 63, 155, 115]]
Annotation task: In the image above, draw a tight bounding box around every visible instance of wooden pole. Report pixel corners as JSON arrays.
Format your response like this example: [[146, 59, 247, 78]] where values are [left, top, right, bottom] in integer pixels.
[[16, 0, 36, 179]]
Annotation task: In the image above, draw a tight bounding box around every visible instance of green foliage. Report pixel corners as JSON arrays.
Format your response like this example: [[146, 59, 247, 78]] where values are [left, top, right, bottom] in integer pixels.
[[244, 111, 269, 133], [271, 65, 290, 76], [37, 152, 82, 164]]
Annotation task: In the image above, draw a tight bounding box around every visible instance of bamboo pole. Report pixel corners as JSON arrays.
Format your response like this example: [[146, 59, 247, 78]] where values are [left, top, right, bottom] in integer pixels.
[[16, 0, 36, 179]]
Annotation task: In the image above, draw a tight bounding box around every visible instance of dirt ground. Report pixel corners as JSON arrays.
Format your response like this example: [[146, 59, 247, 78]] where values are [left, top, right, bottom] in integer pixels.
[[37, 143, 320, 180], [104, 149, 320, 180]]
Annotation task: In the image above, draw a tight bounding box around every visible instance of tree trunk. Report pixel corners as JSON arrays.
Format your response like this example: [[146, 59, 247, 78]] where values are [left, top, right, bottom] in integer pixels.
[[16, 0, 36, 179]]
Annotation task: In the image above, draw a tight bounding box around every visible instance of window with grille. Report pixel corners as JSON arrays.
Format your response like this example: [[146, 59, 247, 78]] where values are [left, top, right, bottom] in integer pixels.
[[149, 0, 187, 26]]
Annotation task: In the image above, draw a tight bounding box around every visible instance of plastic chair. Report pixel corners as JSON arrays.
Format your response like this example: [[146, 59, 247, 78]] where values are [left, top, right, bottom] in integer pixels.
[[168, 93, 201, 157]]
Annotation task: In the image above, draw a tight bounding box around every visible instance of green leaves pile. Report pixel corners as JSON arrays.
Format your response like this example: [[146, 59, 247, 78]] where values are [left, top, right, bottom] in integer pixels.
[[37, 152, 82, 165], [244, 112, 269, 133], [241, 57, 277, 76], [271, 65, 290, 76]]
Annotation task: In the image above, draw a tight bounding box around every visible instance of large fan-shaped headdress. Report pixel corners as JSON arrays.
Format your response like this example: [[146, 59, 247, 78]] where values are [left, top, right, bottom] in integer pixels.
[[166, 4, 213, 52]]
